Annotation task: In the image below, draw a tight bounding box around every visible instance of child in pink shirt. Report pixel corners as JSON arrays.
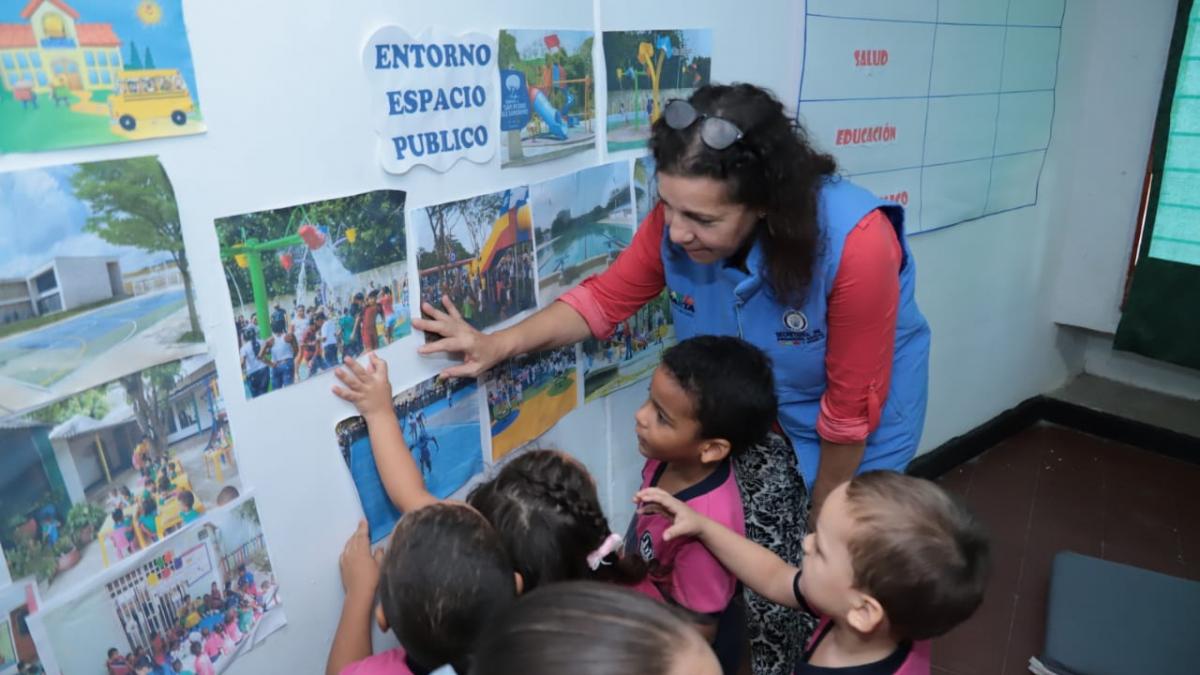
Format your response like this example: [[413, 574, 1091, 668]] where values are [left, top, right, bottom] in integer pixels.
[[201, 628, 222, 663], [628, 336, 779, 673], [325, 505, 518, 675], [637, 471, 990, 675], [190, 642, 215, 675]]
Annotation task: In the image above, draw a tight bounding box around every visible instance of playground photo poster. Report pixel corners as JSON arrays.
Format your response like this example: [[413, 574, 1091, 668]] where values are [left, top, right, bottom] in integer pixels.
[[486, 345, 578, 460], [412, 186, 537, 342], [26, 496, 287, 675], [0, 352, 245, 606], [531, 161, 635, 306], [0, 0, 205, 153], [601, 29, 712, 153], [634, 155, 659, 225], [335, 375, 485, 544], [498, 29, 596, 168], [215, 190, 411, 400], [0, 156, 207, 418], [582, 290, 675, 403]]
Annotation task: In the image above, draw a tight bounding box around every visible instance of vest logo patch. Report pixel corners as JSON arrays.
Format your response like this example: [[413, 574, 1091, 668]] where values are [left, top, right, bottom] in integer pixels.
[[639, 531, 655, 561], [782, 309, 808, 331], [668, 290, 695, 315], [776, 308, 824, 345]]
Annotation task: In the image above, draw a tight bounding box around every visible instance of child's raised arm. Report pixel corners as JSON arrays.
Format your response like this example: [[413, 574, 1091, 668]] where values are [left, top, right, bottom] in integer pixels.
[[334, 353, 438, 513], [326, 521, 381, 675], [635, 487, 801, 609]]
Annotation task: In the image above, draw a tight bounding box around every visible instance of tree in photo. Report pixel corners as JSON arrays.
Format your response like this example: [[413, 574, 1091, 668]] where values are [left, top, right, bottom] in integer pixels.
[[119, 361, 182, 457], [71, 158, 202, 340]]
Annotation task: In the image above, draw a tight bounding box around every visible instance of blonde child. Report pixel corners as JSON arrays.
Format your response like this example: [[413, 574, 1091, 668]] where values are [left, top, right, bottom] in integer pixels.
[[637, 471, 989, 674]]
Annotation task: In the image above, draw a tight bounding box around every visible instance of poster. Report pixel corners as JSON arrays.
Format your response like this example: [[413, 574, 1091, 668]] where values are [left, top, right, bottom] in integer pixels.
[[601, 30, 712, 153], [215, 191, 411, 399], [531, 162, 634, 305], [363, 27, 498, 173], [0, 0, 205, 153], [335, 376, 484, 544], [0, 354, 243, 604], [0, 157, 205, 417], [498, 29, 595, 167], [634, 155, 658, 225], [412, 187, 536, 338], [797, 0, 1064, 233], [582, 290, 674, 402], [486, 346, 577, 459], [27, 496, 286, 675]]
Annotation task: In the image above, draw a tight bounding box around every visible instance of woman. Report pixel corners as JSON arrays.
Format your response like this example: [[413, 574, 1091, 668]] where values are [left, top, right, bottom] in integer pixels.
[[239, 326, 270, 398], [418, 83, 930, 671]]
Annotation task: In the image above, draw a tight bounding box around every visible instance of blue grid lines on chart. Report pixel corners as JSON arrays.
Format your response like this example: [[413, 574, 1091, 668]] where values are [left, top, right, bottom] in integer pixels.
[[796, 0, 1065, 234]]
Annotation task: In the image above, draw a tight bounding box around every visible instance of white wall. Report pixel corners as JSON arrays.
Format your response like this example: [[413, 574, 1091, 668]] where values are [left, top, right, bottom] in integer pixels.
[[0, 0, 1186, 673], [54, 257, 119, 311]]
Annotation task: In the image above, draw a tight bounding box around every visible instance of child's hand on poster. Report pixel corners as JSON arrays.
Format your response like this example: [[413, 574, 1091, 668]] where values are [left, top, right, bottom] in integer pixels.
[[333, 353, 393, 420], [339, 520, 383, 600]]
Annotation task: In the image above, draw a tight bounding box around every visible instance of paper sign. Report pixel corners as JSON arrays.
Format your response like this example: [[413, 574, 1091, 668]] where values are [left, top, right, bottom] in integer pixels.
[[363, 27, 498, 173]]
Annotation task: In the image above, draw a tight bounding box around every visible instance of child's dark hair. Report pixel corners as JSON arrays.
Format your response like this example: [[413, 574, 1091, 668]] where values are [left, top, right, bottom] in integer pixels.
[[467, 450, 645, 589], [660, 336, 776, 454], [843, 471, 991, 641], [379, 502, 516, 673], [179, 490, 195, 510], [471, 581, 711, 675], [112, 508, 124, 523]]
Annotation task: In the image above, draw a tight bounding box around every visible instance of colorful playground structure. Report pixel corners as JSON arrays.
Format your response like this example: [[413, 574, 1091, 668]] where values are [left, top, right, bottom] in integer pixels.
[[525, 63, 591, 140], [470, 187, 533, 276]]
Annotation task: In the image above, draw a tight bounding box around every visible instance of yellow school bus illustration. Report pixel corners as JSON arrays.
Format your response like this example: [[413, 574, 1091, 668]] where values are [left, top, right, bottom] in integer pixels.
[[107, 68, 194, 131]]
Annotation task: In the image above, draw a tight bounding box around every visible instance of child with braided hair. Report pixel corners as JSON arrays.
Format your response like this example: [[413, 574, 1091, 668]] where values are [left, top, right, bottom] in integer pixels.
[[334, 354, 643, 590]]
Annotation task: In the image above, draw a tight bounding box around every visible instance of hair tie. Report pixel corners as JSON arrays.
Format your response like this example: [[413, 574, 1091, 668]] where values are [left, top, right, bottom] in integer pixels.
[[587, 533, 624, 570]]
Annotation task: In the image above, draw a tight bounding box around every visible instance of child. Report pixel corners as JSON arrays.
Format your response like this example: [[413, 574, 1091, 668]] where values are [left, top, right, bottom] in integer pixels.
[[137, 497, 159, 543], [106, 648, 132, 675], [224, 608, 243, 643], [178, 491, 201, 524], [636, 471, 990, 674], [325, 506, 517, 675], [333, 353, 643, 590], [472, 581, 721, 675], [189, 643, 214, 675], [201, 627, 222, 664], [172, 659, 192, 675], [626, 336, 777, 672]]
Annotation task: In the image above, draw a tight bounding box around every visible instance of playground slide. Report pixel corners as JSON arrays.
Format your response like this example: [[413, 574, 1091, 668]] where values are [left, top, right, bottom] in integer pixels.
[[530, 87, 569, 140]]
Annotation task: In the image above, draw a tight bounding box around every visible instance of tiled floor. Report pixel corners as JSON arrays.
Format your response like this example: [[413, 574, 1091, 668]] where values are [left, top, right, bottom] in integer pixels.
[[931, 422, 1200, 675]]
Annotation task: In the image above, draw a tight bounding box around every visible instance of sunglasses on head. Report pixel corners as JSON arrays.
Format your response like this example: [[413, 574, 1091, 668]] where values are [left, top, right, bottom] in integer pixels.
[[663, 99, 744, 150]]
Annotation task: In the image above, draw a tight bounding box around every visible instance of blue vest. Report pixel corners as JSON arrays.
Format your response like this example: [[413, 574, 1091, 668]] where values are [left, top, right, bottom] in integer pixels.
[[662, 177, 930, 486]]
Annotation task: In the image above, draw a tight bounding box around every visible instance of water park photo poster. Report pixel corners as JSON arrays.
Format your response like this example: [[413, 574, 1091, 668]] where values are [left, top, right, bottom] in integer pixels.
[[0, 0, 205, 153], [582, 290, 675, 403], [363, 27, 498, 174], [498, 29, 596, 168], [530, 161, 635, 305], [335, 375, 484, 544], [0, 156, 207, 418], [27, 496, 286, 675], [412, 187, 537, 341], [601, 29, 712, 153], [486, 345, 577, 460], [0, 352, 245, 607], [215, 190, 411, 400], [634, 155, 658, 226]]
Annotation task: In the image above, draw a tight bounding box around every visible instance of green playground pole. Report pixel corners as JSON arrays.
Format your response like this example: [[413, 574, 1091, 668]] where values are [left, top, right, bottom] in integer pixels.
[[246, 243, 271, 339]]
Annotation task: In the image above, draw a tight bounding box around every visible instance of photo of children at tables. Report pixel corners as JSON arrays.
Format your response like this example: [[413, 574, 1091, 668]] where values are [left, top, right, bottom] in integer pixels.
[[581, 290, 675, 402], [335, 375, 484, 544], [216, 190, 411, 399], [412, 187, 537, 339], [486, 346, 578, 459], [0, 355, 243, 603], [29, 497, 286, 675]]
